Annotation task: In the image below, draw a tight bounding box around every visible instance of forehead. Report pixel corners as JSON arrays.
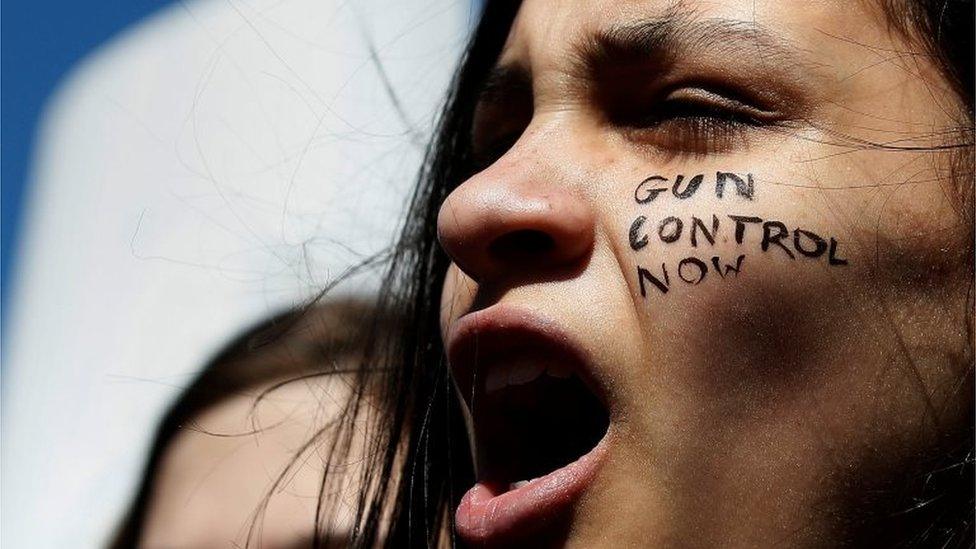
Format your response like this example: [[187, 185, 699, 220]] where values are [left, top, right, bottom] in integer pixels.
[[498, 0, 886, 70]]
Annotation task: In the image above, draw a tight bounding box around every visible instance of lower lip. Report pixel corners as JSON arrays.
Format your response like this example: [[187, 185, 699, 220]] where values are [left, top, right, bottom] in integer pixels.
[[455, 435, 609, 545]]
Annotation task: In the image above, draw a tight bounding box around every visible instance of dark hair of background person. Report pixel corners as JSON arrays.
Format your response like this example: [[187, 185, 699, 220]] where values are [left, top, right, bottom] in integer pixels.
[[112, 1, 974, 547], [110, 299, 390, 548]]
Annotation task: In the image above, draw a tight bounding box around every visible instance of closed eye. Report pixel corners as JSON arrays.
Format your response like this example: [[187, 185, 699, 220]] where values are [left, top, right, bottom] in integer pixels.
[[619, 86, 781, 155], [469, 64, 534, 173], [471, 129, 523, 171]]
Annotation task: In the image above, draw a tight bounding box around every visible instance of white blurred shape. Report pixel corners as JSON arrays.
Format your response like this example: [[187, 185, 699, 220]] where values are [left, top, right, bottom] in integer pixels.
[[3, 0, 470, 546]]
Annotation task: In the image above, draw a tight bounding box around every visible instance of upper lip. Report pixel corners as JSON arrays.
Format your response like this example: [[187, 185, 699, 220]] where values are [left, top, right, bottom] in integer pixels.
[[445, 303, 604, 407]]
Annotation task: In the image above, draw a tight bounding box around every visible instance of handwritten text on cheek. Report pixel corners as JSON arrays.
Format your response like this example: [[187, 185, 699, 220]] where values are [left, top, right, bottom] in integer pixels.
[[628, 172, 848, 299]]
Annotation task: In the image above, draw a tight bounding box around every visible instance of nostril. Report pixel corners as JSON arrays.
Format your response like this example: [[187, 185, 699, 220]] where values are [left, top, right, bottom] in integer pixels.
[[488, 229, 555, 262]]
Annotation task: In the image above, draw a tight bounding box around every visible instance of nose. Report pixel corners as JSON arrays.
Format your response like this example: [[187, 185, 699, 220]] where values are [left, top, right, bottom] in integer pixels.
[[437, 169, 596, 283]]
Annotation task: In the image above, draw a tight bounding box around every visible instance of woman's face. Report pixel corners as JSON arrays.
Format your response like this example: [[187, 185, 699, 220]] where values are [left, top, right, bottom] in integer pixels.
[[438, 0, 970, 546]]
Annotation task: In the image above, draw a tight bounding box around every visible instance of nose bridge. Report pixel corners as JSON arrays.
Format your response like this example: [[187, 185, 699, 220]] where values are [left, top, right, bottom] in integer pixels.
[[484, 108, 605, 199], [484, 120, 573, 195], [436, 121, 597, 284]]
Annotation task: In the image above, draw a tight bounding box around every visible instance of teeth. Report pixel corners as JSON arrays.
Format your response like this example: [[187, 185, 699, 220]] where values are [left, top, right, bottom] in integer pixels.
[[509, 480, 529, 490], [485, 367, 509, 393], [546, 362, 573, 378], [484, 360, 577, 394], [485, 360, 545, 393], [508, 361, 545, 385]]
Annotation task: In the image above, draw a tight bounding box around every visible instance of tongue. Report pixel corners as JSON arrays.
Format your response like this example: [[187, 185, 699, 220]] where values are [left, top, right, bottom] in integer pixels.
[[456, 436, 609, 546]]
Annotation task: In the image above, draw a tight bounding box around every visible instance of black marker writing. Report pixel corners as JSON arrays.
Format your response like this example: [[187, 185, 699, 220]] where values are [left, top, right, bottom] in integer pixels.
[[794, 228, 827, 257], [715, 172, 754, 199], [658, 216, 683, 243], [627, 171, 847, 302], [630, 216, 649, 251], [673, 174, 704, 199], [760, 221, 795, 260], [677, 257, 708, 284], [637, 264, 671, 297], [712, 254, 746, 278], [636, 254, 747, 296], [728, 215, 763, 244], [634, 171, 755, 203], [628, 212, 848, 266], [690, 215, 719, 247]]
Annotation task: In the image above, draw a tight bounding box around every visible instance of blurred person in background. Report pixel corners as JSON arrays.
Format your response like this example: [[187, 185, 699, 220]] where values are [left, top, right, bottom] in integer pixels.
[[113, 300, 393, 548]]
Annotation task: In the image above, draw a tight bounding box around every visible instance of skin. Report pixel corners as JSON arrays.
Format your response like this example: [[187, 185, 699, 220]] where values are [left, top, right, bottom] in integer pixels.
[[437, 0, 971, 547], [140, 377, 358, 548], [137, 301, 391, 548]]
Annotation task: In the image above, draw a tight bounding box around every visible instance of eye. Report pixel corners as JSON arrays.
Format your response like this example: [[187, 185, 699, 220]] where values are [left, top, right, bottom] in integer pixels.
[[470, 130, 522, 172], [469, 99, 532, 172], [619, 86, 780, 155]]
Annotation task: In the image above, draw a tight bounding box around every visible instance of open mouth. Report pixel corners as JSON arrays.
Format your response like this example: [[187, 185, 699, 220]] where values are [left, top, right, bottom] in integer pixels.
[[473, 349, 610, 492], [447, 305, 611, 544]]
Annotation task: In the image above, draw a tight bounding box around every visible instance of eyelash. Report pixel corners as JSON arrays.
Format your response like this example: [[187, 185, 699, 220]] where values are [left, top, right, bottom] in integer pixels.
[[469, 88, 774, 169], [622, 94, 768, 155]]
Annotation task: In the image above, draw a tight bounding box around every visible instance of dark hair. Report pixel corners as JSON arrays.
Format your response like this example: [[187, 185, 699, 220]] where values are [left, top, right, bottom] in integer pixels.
[[114, 1, 973, 547], [109, 299, 388, 548], [310, 5, 524, 545], [309, 1, 976, 547], [852, 2, 976, 548], [881, 0, 974, 112]]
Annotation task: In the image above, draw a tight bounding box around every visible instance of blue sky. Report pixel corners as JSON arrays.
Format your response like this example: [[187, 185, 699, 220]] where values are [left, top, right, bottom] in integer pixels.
[[1, 0, 173, 315]]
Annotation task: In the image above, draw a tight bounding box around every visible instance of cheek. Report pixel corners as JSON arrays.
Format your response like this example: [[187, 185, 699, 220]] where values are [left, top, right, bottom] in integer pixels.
[[654, 262, 846, 405], [617, 161, 967, 463], [616, 167, 854, 405]]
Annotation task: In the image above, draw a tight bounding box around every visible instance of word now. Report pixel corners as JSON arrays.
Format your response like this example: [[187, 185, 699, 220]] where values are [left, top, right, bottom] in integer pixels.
[[629, 213, 848, 265], [634, 172, 754, 203], [637, 255, 746, 297]]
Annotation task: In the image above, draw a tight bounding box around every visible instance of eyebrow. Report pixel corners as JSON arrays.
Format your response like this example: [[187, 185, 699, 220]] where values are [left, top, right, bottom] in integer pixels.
[[575, 13, 814, 78], [472, 12, 819, 116]]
